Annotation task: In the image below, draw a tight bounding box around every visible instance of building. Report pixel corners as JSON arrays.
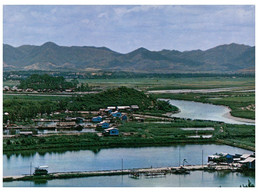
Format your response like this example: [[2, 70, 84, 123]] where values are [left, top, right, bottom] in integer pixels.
[[103, 128, 119, 136], [92, 116, 103, 123], [117, 106, 131, 111], [122, 115, 128, 121], [239, 157, 255, 169], [57, 122, 76, 127], [76, 117, 84, 123], [97, 121, 110, 129], [19, 131, 33, 137], [131, 105, 139, 111], [3, 86, 10, 91], [111, 111, 122, 118], [107, 106, 116, 110]]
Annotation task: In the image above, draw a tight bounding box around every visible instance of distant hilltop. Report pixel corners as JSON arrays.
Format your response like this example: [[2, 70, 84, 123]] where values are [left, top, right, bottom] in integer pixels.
[[3, 42, 255, 73]]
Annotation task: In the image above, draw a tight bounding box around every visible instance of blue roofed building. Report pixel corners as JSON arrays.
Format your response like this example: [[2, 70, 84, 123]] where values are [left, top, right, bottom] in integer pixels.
[[92, 116, 103, 123], [111, 111, 122, 118]]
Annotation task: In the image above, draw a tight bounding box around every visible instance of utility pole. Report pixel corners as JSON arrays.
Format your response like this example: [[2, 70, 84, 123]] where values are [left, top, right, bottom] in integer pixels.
[[121, 158, 123, 173], [179, 148, 181, 167], [30, 162, 32, 176], [202, 150, 204, 167]]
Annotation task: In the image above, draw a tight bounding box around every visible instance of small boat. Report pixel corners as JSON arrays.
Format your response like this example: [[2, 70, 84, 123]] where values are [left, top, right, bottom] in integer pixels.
[[33, 165, 48, 176], [129, 172, 140, 179], [145, 172, 166, 178], [171, 168, 190, 174]]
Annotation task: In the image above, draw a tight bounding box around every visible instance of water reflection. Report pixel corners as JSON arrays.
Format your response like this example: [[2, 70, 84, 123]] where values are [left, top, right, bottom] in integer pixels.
[[3, 171, 255, 187], [3, 144, 252, 177]]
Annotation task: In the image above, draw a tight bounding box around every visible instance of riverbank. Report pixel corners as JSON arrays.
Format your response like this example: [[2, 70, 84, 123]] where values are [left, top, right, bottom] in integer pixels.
[[3, 164, 248, 182], [152, 90, 255, 120]]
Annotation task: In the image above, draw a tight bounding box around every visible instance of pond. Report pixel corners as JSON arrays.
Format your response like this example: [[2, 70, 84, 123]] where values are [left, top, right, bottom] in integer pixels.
[[3, 170, 255, 187], [3, 144, 252, 177]]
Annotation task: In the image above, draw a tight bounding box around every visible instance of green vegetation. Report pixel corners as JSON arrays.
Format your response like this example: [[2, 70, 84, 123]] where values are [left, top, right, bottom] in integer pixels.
[[3, 119, 255, 152], [18, 74, 78, 91], [3, 87, 177, 123], [78, 76, 254, 91], [3, 73, 255, 152]]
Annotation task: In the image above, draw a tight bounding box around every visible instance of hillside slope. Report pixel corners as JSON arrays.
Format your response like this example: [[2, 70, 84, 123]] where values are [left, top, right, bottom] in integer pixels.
[[3, 42, 255, 73]]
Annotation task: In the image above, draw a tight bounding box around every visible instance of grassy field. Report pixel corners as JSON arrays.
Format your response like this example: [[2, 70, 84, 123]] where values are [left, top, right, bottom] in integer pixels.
[[3, 118, 255, 153], [3, 76, 255, 152], [76, 76, 255, 91]]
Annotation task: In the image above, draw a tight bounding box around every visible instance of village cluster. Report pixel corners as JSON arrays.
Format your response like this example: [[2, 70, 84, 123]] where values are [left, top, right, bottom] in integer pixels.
[[4, 105, 140, 137], [208, 152, 255, 170]]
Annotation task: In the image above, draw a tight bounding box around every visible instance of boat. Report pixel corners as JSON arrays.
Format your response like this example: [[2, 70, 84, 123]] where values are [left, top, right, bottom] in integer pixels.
[[33, 165, 48, 176], [144, 172, 166, 178], [129, 172, 140, 179], [171, 168, 190, 174]]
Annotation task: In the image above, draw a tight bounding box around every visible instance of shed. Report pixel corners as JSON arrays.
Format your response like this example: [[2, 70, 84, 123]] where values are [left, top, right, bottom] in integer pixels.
[[57, 122, 76, 127], [122, 115, 128, 121], [103, 128, 119, 136], [97, 121, 110, 129], [111, 111, 122, 118], [104, 109, 112, 114], [107, 106, 116, 110], [240, 154, 251, 160], [92, 116, 103, 123], [239, 157, 255, 169], [20, 131, 33, 137], [117, 106, 130, 111], [131, 105, 139, 111], [76, 117, 84, 123], [208, 155, 220, 162]]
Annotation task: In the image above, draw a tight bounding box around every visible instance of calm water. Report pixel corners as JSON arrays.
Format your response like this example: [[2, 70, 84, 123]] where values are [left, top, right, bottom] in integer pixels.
[[3, 144, 252, 177], [3, 171, 255, 187], [168, 99, 254, 125]]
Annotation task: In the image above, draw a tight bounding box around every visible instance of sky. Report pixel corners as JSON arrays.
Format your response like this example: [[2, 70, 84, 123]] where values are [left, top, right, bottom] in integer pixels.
[[3, 5, 255, 53]]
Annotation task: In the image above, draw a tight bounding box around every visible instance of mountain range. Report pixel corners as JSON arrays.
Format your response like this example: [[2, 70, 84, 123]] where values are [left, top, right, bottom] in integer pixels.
[[3, 42, 255, 73]]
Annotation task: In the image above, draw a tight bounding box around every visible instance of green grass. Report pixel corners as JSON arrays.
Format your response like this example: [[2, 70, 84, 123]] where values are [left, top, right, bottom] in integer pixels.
[[3, 94, 68, 101], [76, 77, 255, 91]]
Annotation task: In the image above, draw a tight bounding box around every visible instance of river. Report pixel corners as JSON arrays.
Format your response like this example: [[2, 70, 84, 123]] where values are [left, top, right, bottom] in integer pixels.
[[167, 99, 254, 125]]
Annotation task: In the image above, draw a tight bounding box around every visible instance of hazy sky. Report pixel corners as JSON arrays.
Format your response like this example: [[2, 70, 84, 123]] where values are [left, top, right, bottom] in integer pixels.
[[3, 5, 255, 53]]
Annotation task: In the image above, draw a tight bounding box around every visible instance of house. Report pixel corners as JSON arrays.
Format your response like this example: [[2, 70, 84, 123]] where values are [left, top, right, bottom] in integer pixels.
[[208, 155, 220, 162], [57, 122, 76, 127], [240, 154, 251, 160], [122, 115, 128, 121], [92, 116, 103, 123], [104, 109, 112, 114], [225, 154, 234, 163], [135, 117, 144, 122], [76, 117, 84, 123], [19, 131, 33, 137], [117, 106, 131, 111], [97, 121, 110, 129], [239, 157, 255, 169], [103, 128, 119, 136], [3, 86, 10, 91], [131, 105, 139, 111], [111, 111, 122, 118], [107, 106, 116, 110]]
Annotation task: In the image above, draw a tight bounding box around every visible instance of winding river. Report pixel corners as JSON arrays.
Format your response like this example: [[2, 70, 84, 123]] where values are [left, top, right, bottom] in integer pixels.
[[167, 99, 255, 125], [3, 98, 255, 187]]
